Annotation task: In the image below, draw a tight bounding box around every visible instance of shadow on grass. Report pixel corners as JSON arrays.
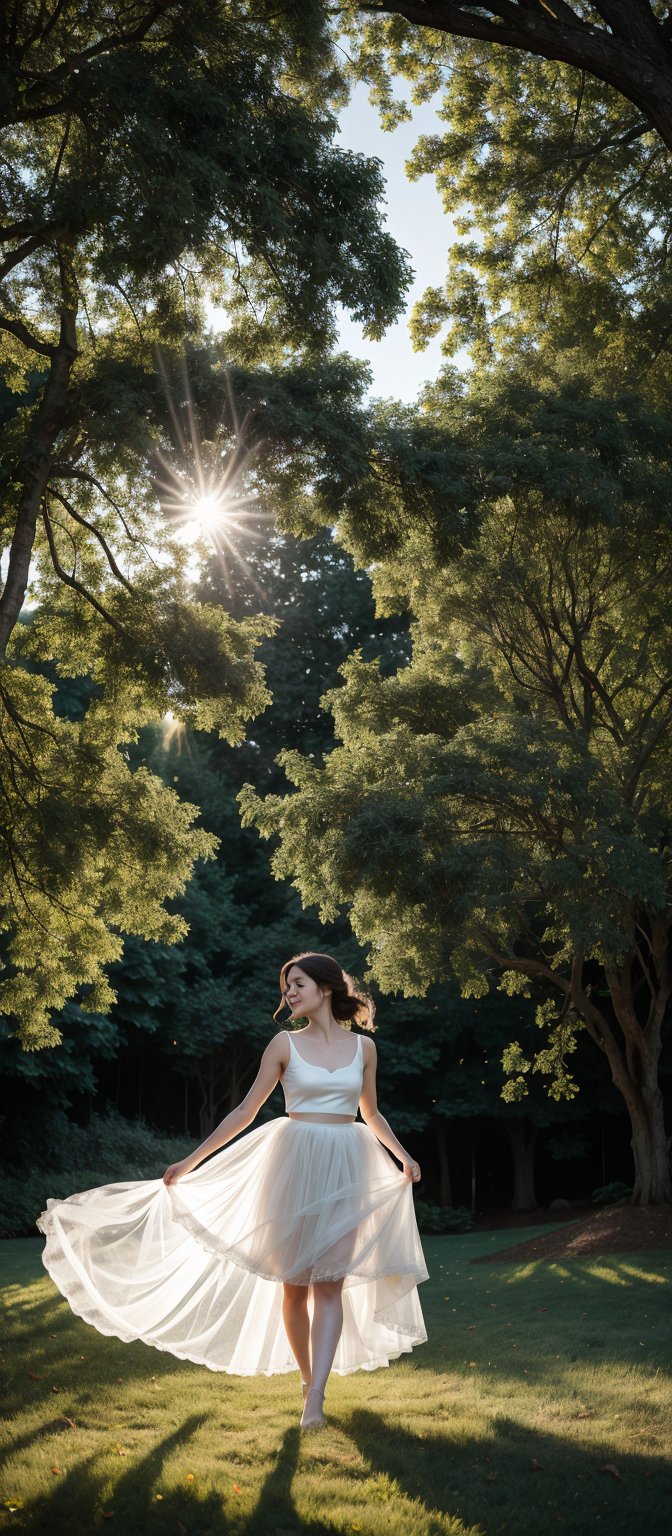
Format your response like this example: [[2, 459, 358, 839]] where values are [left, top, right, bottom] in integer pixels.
[[11, 1421, 347, 1536], [342, 1406, 672, 1536], [0, 1280, 205, 1423], [12, 1406, 672, 1536]]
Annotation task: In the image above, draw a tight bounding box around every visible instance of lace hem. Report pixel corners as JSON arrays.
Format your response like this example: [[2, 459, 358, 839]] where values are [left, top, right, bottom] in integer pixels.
[[36, 1217, 427, 1375]]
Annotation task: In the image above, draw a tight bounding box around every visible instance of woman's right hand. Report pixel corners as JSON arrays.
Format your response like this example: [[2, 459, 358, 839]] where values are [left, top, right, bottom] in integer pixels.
[[163, 1159, 192, 1186]]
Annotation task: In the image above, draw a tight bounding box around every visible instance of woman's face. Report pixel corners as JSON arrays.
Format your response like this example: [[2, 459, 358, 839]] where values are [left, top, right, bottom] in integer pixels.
[[284, 965, 328, 1019]]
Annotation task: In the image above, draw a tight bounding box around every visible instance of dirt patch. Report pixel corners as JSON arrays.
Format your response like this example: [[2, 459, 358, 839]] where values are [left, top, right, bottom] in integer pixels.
[[472, 1202, 672, 1264]]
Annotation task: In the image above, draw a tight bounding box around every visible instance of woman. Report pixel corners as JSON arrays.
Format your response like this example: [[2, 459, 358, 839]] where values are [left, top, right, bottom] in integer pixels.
[[37, 952, 429, 1432]]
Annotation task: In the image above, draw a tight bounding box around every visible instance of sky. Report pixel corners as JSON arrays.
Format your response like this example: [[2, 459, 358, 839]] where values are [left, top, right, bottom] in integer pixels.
[[202, 79, 456, 406], [333, 81, 455, 404]]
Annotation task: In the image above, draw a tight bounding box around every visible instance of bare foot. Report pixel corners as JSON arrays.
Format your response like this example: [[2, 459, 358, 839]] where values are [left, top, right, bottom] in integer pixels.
[[300, 1386, 326, 1430]]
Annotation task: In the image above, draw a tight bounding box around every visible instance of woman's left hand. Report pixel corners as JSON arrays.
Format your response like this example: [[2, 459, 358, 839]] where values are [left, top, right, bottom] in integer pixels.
[[402, 1159, 421, 1183]]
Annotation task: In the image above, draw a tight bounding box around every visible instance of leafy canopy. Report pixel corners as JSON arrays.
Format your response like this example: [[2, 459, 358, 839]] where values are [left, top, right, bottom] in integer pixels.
[[0, 0, 413, 1046], [337, 6, 672, 397], [240, 360, 672, 1107]]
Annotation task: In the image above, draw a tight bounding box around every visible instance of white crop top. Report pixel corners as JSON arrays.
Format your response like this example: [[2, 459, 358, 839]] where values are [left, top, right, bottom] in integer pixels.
[[280, 1030, 364, 1116]]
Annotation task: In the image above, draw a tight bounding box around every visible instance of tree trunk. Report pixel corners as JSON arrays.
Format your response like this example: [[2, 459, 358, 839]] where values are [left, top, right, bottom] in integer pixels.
[[507, 1118, 539, 1211], [0, 237, 78, 655], [431, 1113, 452, 1206], [622, 1075, 670, 1204], [589, 959, 671, 1205], [502, 942, 672, 1207]]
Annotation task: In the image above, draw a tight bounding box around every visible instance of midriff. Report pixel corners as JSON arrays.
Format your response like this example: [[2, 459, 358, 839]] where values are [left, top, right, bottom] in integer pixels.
[[288, 1112, 356, 1124]]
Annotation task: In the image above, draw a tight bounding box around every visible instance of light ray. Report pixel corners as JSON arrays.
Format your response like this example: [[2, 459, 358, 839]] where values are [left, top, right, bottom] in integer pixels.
[[152, 356, 276, 601]]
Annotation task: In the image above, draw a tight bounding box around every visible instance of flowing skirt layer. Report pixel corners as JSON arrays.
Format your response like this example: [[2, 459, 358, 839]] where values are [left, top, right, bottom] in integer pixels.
[[36, 1117, 429, 1376]]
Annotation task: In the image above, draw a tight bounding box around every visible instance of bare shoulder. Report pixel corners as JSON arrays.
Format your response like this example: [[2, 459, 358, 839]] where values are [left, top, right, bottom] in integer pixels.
[[361, 1034, 377, 1066], [266, 1029, 290, 1072]]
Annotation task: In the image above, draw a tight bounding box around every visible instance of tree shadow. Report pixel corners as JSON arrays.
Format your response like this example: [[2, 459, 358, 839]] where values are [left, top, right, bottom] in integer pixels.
[[241, 1427, 344, 1536], [0, 1280, 207, 1420], [341, 1406, 672, 1536], [12, 1415, 209, 1535], [12, 1418, 348, 1536]]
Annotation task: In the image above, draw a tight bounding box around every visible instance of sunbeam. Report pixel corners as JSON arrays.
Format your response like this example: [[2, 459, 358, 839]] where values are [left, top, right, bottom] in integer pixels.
[[152, 354, 275, 602]]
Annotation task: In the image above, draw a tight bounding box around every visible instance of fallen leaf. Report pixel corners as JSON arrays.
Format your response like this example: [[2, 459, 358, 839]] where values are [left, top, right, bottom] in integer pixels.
[[50, 1467, 61, 1475], [232, 1483, 242, 1494], [599, 1464, 622, 1483], [27, 1371, 42, 1380], [101, 1513, 114, 1520], [58, 1416, 76, 1430], [186, 1473, 195, 1482], [530, 1458, 543, 1471], [51, 1386, 60, 1394], [485, 1472, 497, 1483]]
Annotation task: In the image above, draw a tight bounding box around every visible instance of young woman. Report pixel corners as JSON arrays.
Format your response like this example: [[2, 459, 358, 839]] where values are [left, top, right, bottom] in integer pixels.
[[37, 952, 429, 1432]]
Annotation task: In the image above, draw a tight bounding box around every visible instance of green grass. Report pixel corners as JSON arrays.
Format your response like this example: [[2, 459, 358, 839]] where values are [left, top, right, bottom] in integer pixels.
[[1, 1228, 671, 1536]]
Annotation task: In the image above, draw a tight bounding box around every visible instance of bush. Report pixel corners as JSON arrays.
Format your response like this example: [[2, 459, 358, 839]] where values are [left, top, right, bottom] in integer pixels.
[[414, 1200, 474, 1234], [0, 1108, 195, 1237], [592, 1181, 633, 1206], [70, 1107, 194, 1172], [0, 1105, 194, 1180]]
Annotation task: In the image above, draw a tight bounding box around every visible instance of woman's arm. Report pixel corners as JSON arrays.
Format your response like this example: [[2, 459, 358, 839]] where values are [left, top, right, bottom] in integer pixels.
[[358, 1037, 421, 1183], [163, 1034, 287, 1184]]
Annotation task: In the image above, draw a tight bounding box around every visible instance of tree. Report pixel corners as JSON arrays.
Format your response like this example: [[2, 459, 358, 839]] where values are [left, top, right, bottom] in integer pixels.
[[340, 2, 672, 150], [0, 0, 412, 1045], [72, 525, 412, 1135], [240, 366, 672, 1204], [335, 5, 672, 401]]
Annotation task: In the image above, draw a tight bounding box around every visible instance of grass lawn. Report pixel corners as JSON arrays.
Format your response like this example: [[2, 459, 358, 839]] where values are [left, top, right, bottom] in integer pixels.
[[1, 1228, 671, 1536]]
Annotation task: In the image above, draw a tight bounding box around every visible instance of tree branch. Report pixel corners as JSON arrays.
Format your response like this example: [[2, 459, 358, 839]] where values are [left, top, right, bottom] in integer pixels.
[[0, 312, 54, 357], [41, 505, 127, 636], [46, 485, 136, 593], [351, 2, 672, 150]]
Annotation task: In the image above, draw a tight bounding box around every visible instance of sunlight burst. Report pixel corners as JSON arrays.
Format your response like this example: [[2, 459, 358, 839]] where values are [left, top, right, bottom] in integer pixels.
[[190, 490, 228, 530], [153, 357, 275, 603]]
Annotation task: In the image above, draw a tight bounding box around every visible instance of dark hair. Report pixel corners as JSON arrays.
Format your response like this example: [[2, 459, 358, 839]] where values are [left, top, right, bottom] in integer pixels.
[[273, 952, 376, 1032]]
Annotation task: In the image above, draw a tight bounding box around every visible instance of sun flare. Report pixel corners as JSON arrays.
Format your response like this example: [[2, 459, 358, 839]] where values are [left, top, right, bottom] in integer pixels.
[[188, 490, 229, 531], [152, 361, 275, 602]]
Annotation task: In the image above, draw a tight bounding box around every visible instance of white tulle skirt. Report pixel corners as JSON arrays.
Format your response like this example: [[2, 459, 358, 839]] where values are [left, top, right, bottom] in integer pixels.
[[36, 1116, 429, 1377]]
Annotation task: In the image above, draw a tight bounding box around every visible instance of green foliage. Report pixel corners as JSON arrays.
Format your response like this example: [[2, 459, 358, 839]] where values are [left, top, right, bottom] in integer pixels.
[[592, 1181, 633, 1206], [338, 9, 672, 397], [0, 1103, 192, 1180], [413, 1200, 473, 1234], [239, 352, 672, 1205], [0, 1, 416, 1044], [0, 1106, 193, 1236], [0, 659, 222, 1047]]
